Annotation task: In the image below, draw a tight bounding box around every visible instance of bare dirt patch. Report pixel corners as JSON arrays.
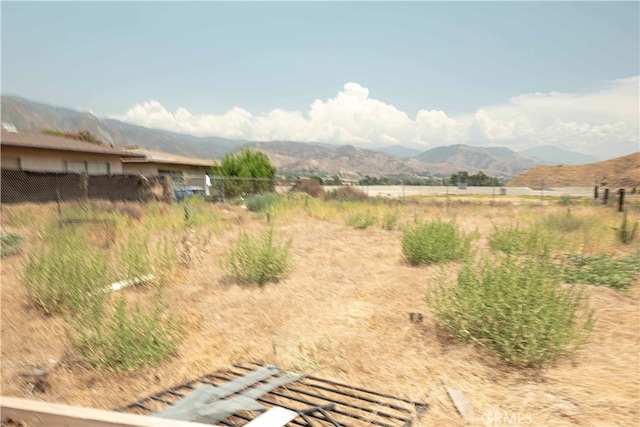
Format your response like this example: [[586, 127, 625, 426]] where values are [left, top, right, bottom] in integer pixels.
[[1, 200, 638, 426]]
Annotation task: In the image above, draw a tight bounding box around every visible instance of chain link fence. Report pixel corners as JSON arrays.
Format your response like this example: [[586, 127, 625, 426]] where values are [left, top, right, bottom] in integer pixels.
[[0, 170, 301, 205], [1, 169, 172, 204]]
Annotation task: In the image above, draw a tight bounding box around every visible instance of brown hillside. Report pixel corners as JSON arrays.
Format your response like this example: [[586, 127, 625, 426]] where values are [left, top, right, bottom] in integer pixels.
[[507, 152, 640, 190]]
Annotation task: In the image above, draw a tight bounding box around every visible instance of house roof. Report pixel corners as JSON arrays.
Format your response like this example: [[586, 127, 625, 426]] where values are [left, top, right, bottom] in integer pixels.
[[1, 128, 145, 158], [121, 147, 217, 168]]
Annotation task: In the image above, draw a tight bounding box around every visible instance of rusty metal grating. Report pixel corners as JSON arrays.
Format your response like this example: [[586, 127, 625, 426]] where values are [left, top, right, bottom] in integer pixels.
[[115, 362, 428, 426]]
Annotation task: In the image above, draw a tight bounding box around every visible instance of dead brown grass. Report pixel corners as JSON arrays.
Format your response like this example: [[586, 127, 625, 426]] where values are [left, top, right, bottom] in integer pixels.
[[1, 199, 639, 426]]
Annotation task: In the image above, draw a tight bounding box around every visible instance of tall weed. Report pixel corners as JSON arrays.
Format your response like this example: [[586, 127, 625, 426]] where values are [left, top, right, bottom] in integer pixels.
[[428, 256, 594, 367], [402, 219, 471, 265], [22, 226, 111, 315], [66, 294, 182, 371], [223, 227, 292, 285]]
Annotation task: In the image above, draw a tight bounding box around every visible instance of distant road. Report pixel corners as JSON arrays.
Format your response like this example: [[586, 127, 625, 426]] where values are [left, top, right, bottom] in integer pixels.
[[319, 185, 595, 198]]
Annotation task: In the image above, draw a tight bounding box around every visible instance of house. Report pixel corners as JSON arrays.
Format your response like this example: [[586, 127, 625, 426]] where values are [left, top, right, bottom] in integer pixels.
[[0, 127, 145, 173], [121, 146, 216, 177], [121, 147, 217, 197]]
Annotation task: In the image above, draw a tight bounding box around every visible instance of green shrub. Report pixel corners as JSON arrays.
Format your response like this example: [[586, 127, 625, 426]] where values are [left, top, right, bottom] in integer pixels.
[[562, 252, 640, 290], [223, 227, 292, 285], [559, 195, 572, 206], [245, 192, 281, 213], [382, 211, 400, 231], [346, 212, 377, 229], [402, 219, 471, 265], [541, 209, 586, 233], [66, 295, 182, 372], [488, 224, 551, 257], [615, 211, 638, 244], [22, 226, 111, 315], [116, 233, 154, 282], [427, 256, 594, 367], [1, 232, 23, 257]]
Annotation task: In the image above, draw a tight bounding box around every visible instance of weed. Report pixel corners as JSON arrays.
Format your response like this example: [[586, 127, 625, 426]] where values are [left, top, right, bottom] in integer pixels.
[[66, 294, 182, 372], [562, 252, 640, 290], [615, 211, 638, 244], [290, 179, 326, 199], [245, 192, 281, 213], [488, 224, 551, 257], [22, 226, 111, 315], [382, 211, 400, 231], [326, 186, 369, 202], [402, 218, 471, 265], [427, 255, 594, 368], [541, 209, 586, 233], [345, 212, 377, 229], [115, 233, 154, 283], [1, 232, 23, 257], [559, 195, 572, 206], [223, 227, 292, 285]]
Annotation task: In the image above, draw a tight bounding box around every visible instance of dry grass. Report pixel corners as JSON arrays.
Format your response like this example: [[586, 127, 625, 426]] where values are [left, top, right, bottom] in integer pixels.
[[1, 198, 639, 426]]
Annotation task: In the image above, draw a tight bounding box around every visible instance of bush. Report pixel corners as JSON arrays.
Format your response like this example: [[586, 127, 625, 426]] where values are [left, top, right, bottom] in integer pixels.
[[22, 226, 111, 315], [326, 186, 369, 202], [346, 212, 377, 229], [66, 295, 182, 372], [116, 233, 154, 282], [402, 219, 471, 265], [245, 192, 281, 213], [290, 179, 326, 198], [382, 211, 400, 231], [541, 209, 586, 233], [223, 227, 292, 285], [1, 232, 23, 257], [488, 224, 551, 257], [427, 256, 594, 367], [616, 211, 638, 244], [563, 252, 640, 290]]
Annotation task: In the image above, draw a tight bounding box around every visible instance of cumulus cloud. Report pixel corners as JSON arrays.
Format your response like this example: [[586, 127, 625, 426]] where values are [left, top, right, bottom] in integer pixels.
[[111, 77, 639, 158]]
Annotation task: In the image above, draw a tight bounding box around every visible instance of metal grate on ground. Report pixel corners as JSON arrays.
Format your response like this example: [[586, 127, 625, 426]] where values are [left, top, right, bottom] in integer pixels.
[[115, 362, 428, 426]]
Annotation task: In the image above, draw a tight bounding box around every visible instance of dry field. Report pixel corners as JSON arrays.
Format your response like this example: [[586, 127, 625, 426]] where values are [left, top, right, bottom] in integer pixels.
[[1, 196, 639, 426]]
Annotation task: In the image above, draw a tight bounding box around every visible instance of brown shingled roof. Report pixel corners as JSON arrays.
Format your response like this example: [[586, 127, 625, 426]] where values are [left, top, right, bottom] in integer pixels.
[[0, 128, 145, 158], [121, 147, 217, 168]]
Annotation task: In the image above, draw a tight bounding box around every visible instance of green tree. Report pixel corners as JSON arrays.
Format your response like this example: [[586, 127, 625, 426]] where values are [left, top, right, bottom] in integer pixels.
[[212, 148, 276, 198]]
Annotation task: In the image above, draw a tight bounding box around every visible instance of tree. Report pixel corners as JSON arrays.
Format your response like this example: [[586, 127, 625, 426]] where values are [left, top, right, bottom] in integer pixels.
[[212, 148, 276, 198]]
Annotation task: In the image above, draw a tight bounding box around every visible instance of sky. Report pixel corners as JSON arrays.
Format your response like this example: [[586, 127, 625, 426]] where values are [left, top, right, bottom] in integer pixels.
[[2, 1, 639, 159]]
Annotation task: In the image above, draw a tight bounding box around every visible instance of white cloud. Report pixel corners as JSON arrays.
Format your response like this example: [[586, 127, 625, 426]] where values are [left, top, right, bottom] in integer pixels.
[[111, 77, 639, 158]]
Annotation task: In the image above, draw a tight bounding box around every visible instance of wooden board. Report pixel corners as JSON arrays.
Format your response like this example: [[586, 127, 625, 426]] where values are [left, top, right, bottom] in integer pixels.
[[0, 396, 217, 427]]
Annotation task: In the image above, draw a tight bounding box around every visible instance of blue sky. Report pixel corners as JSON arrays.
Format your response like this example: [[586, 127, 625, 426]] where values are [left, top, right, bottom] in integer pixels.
[[2, 1, 639, 159]]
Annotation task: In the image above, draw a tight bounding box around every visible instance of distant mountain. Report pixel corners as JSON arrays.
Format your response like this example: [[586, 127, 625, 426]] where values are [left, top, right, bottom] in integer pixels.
[[244, 141, 416, 178], [0, 95, 246, 159], [508, 152, 639, 190], [372, 145, 423, 159], [411, 144, 544, 177], [103, 119, 246, 159], [1, 95, 132, 146], [1, 95, 608, 180], [518, 145, 600, 165]]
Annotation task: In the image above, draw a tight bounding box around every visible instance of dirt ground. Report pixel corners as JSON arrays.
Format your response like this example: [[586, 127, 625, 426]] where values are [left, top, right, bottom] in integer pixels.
[[1, 199, 639, 426]]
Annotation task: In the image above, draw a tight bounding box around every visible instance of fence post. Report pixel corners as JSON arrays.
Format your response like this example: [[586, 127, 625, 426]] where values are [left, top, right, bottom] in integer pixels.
[[594, 185, 599, 199], [80, 173, 89, 201], [603, 188, 610, 205], [618, 188, 625, 212]]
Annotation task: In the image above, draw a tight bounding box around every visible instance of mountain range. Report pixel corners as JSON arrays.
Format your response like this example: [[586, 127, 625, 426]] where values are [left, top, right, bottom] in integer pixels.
[[0, 95, 603, 179]]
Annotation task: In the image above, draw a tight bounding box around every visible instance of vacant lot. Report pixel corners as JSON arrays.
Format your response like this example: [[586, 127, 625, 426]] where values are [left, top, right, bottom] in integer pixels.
[[1, 195, 638, 426]]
